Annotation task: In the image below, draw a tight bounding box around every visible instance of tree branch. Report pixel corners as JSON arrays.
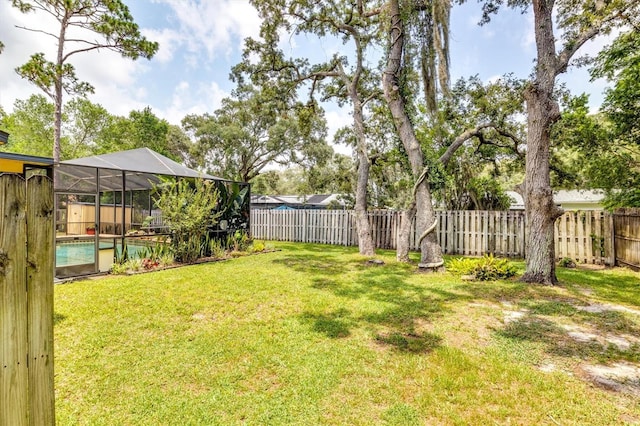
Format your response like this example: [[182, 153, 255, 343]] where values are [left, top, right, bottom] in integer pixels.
[[438, 122, 495, 165], [14, 25, 58, 39]]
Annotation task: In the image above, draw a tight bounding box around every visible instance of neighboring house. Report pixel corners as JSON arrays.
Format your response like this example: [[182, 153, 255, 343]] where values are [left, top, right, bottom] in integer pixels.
[[251, 194, 346, 210], [506, 190, 606, 211]]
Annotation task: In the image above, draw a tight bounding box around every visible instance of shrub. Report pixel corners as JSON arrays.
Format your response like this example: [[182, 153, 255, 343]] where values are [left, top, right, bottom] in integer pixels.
[[159, 253, 175, 268], [110, 262, 128, 275], [249, 240, 266, 253], [226, 230, 251, 252], [446, 257, 478, 275], [153, 178, 222, 263], [127, 258, 144, 272], [209, 238, 226, 259], [447, 255, 517, 281], [558, 257, 577, 268], [141, 258, 159, 270]]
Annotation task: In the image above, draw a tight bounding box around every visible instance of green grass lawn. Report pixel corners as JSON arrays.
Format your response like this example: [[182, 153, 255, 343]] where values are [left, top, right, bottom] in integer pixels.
[[54, 242, 640, 425]]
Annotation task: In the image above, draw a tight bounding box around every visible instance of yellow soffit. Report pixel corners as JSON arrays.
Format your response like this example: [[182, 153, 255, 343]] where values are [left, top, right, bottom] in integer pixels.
[[0, 158, 26, 173], [0, 158, 50, 173]]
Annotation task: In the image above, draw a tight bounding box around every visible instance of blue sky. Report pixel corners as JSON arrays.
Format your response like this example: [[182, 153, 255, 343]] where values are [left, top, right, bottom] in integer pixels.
[[0, 0, 611, 154]]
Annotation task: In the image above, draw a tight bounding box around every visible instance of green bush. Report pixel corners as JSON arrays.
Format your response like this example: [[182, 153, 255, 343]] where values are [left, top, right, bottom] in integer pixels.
[[558, 257, 577, 268], [153, 178, 222, 263], [209, 238, 227, 259], [226, 230, 251, 252], [249, 240, 266, 253], [447, 255, 517, 281], [110, 262, 128, 275], [446, 257, 478, 275], [127, 258, 144, 272]]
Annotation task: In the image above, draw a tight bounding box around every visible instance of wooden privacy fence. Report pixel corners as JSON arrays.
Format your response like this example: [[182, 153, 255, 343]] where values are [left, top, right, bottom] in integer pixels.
[[1, 174, 55, 426], [613, 208, 640, 270], [251, 209, 614, 264]]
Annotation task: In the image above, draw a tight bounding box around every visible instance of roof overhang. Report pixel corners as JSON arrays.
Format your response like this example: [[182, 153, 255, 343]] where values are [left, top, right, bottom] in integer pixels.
[[0, 151, 54, 174]]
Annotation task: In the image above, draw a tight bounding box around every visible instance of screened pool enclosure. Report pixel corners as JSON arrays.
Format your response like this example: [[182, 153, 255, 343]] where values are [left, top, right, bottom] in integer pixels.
[[54, 148, 250, 278]]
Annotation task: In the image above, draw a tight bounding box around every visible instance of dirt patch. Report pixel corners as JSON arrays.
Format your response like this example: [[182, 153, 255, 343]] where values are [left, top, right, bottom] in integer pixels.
[[576, 303, 640, 317], [581, 362, 640, 395], [503, 309, 528, 324]]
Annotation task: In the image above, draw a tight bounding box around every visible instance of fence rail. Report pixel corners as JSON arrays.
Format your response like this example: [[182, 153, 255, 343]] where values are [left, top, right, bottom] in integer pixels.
[[251, 209, 614, 264]]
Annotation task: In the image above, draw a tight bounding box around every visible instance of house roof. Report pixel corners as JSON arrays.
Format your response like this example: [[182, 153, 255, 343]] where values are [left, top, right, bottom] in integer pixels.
[[553, 189, 605, 204], [62, 147, 222, 180], [0, 151, 54, 174], [55, 148, 235, 193], [251, 194, 345, 208], [506, 190, 605, 210]]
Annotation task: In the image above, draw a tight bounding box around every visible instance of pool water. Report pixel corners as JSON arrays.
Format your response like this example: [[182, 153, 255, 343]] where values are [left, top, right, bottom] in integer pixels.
[[56, 242, 148, 267]]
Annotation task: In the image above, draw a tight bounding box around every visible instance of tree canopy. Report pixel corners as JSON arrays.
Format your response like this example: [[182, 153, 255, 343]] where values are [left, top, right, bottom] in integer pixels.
[[13, 0, 158, 161], [183, 84, 330, 183]]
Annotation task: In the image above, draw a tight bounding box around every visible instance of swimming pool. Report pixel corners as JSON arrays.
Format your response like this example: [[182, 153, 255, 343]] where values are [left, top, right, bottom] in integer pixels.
[[56, 241, 149, 268]]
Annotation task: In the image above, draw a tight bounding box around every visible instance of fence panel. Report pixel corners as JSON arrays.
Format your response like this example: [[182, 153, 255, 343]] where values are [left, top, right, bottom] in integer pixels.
[[555, 210, 611, 265], [250, 209, 612, 263], [613, 208, 640, 270]]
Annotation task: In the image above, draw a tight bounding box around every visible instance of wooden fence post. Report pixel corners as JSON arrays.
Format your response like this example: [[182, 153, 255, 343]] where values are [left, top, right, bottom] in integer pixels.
[[26, 175, 55, 425], [0, 174, 55, 426], [1, 174, 28, 426]]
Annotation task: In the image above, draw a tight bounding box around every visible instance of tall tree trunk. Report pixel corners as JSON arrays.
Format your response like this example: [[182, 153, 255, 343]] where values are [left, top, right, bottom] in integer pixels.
[[348, 33, 375, 256], [353, 100, 374, 256], [521, 0, 563, 284], [396, 203, 416, 262], [383, 0, 443, 268], [54, 16, 67, 163]]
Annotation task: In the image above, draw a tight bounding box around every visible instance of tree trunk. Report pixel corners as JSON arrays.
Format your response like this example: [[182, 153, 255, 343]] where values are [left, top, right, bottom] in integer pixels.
[[396, 202, 415, 262], [53, 14, 68, 163], [383, 0, 443, 268], [352, 94, 375, 256], [53, 91, 62, 163], [521, 87, 563, 284], [521, 0, 563, 284]]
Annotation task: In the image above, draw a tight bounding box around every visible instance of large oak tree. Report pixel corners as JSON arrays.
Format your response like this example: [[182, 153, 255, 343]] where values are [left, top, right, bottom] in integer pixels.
[[479, 0, 639, 284], [240, 0, 383, 256]]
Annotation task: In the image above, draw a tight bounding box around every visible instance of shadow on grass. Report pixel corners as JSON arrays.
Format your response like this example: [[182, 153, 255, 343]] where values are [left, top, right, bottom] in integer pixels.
[[273, 245, 640, 358], [557, 267, 640, 307], [273, 250, 450, 353], [272, 253, 363, 276], [497, 313, 640, 364], [54, 312, 67, 325], [300, 309, 353, 338], [375, 331, 442, 354], [461, 275, 640, 363]]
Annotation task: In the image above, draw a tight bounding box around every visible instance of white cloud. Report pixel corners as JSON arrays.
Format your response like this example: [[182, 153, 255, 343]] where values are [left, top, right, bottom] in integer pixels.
[[156, 80, 229, 124], [520, 12, 535, 52], [325, 108, 354, 156], [142, 27, 183, 64], [154, 0, 261, 63], [0, 1, 159, 115]]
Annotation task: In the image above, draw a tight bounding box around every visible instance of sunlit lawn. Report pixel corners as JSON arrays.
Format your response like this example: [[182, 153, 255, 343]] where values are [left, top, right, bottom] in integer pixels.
[[54, 242, 640, 425]]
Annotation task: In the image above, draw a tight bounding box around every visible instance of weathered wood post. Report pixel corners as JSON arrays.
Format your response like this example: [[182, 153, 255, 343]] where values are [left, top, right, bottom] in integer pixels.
[[27, 175, 55, 425], [1, 174, 28, 426], [0, 173, 55, 426]]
